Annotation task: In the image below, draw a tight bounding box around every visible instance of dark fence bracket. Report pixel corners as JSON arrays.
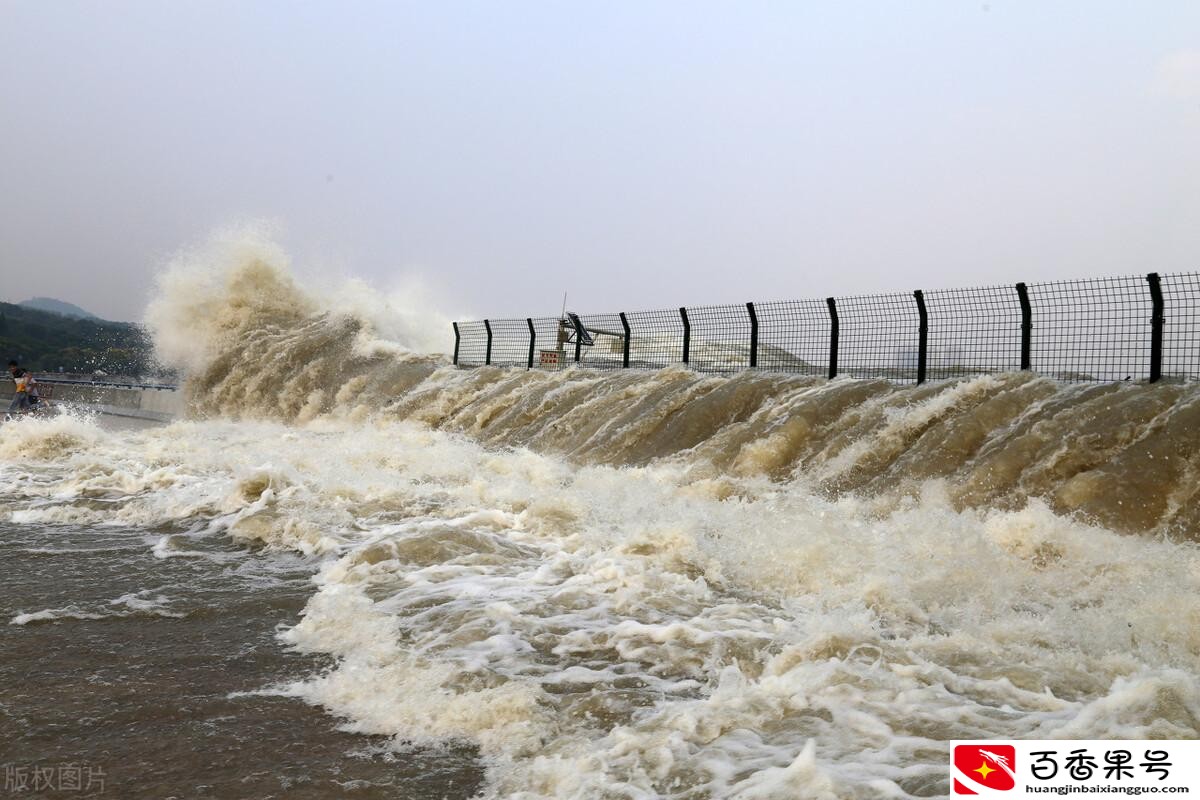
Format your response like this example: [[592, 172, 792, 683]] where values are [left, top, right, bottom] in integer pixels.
[[746, 302, 759, 368], [452, 322, 460, 366], [826, 297, 839, 379], [913, 290, 928, 384], [1015, 282, 1032, 371], [619, 312, 631, 368], [679, 307, 691, 364], [526, 318, 536, 370], [483, 319, 493, 366], [1148, 272, 1164, 383]]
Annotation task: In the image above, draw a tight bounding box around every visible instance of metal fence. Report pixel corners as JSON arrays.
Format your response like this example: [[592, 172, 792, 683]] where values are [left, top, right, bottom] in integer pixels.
[[452, 272, 1200, 384]]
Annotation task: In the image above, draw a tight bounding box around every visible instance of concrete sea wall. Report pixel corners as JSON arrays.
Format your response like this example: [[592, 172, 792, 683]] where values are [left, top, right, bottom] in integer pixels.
[[43, 382, 184, 422]]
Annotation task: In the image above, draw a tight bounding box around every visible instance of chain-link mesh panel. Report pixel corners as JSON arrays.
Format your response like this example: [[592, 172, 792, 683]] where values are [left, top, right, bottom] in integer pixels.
[[754, 299, 829, 375], [486, 318, 533, 367], [835, 293, 921, 382], [455, 320, 489, 367], [626, 308, 685, 369], [1026, 276, 1151, 382], [924, 286, 1023, 380], [685, 303, 753, 373], [1162, 273, 1200, 381], [453, 272, 1199, 383]]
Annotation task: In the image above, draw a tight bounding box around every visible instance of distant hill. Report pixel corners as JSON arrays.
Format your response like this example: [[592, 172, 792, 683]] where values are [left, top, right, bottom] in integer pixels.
[[19, 297, 100, 320], [1, 301, 154, 375]]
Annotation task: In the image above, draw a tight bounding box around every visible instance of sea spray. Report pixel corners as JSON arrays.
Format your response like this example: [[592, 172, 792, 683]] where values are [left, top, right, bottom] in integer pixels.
[[5, 231, 1197, 797], [143, 224, 445, 422], [136, 230, 1200, 536], [2, 409, 1198, 796]]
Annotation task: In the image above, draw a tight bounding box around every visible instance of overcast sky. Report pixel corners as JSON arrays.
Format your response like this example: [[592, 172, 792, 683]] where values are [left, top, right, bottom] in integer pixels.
[[1, 1, 1198, 322]]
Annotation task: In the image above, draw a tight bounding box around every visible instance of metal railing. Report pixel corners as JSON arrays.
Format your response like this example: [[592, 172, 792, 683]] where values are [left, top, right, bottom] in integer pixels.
[[452, 272, 1200, 384], [31, 377, 178, 391]]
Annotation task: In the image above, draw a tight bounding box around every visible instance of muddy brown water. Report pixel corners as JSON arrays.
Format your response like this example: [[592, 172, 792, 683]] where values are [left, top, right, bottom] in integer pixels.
[[0, 520, 484, 799]]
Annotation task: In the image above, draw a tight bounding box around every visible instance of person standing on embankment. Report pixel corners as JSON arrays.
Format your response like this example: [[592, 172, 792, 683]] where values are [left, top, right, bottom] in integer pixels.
[[7, 359, 39, 414]]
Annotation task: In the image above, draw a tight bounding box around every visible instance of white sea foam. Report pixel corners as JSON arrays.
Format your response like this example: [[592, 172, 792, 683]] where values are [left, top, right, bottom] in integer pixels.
[[10, 605, 110, 625], [3, 232, 1198, 797], [2, 406, 1196, 796], [10, 590, 185, 625]]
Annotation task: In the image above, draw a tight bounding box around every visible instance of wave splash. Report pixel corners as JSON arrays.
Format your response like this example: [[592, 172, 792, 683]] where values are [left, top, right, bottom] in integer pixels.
[[144, 230, 1200, 536], [143, 223, 447, 423], [3, 407, 1197, 796], [5, 233, 1193, 797]]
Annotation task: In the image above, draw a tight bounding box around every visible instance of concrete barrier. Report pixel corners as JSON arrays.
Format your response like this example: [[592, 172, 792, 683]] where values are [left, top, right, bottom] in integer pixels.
[[39, 382, 184, 422]]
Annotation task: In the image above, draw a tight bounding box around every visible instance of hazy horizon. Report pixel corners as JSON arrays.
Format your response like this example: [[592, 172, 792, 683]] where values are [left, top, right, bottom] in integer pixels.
[[2, 1, 1198, 323]]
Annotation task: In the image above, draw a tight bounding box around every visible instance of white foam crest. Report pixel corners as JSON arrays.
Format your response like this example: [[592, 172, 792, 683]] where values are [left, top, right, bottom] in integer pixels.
[[143, 221, 301, 374], [257, 431, 1199, 795], [810, 374, 1001, 483], [142, 223, 449, 385], [10, 605, 110, 625], [10, 590, 184, 625], [0, 408, 107, 461], [3, 400, 1198, 795], [324, 274, 453, 357]]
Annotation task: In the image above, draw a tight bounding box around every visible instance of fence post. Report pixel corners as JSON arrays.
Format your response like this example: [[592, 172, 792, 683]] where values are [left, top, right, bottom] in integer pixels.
[[484, 319, 493, 366], [913, 290, 928, 384], [619, 312, 631, 368], [452, 322, 460, 366], [826, 297, 839, 379], [1147, 272, 1164, 383], [1015, 282, 1032, 371], [746, 302, 758, 368], [526, 318, 536, 370], [575, 323, 582, 363], [679, 307, 690, 365]]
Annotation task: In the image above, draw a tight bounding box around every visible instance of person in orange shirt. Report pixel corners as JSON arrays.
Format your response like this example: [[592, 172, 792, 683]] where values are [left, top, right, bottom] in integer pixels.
[[7, 360, 35, 414]]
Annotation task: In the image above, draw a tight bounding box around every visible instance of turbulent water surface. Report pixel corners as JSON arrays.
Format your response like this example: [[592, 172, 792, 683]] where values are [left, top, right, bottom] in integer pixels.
[[3, 235, 1199, 799]]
